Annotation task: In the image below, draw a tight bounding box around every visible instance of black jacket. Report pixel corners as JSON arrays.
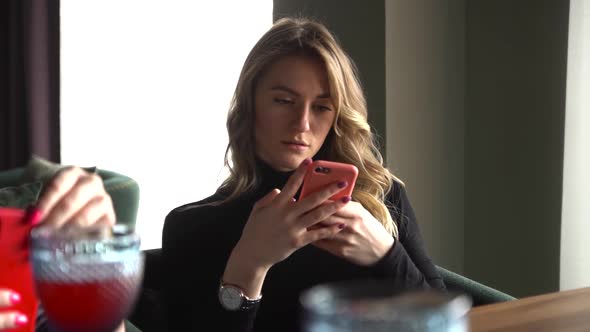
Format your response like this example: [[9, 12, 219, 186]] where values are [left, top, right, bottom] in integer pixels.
[[162, 163, 445, 332]]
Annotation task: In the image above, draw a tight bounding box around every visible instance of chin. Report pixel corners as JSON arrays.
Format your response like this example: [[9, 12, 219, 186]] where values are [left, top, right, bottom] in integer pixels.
[[276, 162, 300, 172], [275, 156, 307, 172], [260, 149, 316, 172]]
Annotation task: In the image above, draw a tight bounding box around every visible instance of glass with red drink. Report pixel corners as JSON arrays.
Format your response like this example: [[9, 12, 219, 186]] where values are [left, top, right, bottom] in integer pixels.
[[30, 224, 144, 332], [0, 207, 38, 332]]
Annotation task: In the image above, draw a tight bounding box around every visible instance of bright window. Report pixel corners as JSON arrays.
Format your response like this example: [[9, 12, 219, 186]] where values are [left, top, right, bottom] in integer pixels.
[[560, 0, 590, 290], [60, 1, 273, 249]]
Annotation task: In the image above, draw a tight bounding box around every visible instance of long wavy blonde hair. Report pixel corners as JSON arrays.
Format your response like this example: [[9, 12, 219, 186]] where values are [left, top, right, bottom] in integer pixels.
[[218, 17, 400, 237]]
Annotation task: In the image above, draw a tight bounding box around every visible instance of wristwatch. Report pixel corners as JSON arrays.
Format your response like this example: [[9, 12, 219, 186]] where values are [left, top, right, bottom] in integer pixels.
[[218, 281, 262, 311]]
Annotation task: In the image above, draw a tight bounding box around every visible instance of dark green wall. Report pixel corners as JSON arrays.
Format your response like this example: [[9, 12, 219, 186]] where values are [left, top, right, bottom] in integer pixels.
[[385, 0, 466, 276], [464, 0, 569, 297], [274, 0, 570, 298], [273, 0, 386, 155]]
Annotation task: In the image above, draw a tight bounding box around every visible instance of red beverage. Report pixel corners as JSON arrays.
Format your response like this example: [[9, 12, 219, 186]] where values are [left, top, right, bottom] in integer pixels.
[[30, 224, 144, 332], [0, 208, 38, 332], [35, 275, 141, 332]]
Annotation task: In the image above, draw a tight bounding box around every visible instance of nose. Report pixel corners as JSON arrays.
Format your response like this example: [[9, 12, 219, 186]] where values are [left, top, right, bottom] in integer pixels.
[[292, 103, 311, 132]]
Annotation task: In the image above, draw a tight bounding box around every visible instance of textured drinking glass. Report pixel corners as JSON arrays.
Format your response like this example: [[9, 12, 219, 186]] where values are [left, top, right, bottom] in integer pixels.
[[30, 224, 144, 332], [300, 279, 472, 332]]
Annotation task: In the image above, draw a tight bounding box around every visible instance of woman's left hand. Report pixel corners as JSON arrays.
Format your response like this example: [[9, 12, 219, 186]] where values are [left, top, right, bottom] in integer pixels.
[[312, 201, 394, 266]]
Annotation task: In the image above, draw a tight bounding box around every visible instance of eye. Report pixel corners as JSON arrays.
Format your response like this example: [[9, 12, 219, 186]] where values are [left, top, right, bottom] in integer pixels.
[[314, 105, 332, 112], [274, 98, 294, 105]]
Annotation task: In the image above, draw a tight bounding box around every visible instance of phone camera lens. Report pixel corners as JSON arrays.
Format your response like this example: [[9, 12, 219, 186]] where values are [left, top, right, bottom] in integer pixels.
[[315, 167, 330, 174]]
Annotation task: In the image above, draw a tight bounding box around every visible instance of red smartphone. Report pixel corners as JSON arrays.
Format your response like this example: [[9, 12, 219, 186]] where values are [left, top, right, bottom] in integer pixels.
[[299, 160, 358, 201], [0, 207, 38, 332]]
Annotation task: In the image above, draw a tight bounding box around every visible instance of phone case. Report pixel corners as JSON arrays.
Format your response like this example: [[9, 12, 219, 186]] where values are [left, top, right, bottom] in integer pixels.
[[299, 160, 359, 201], [0, 207, 31, 263], [0, 208, 39, 332]]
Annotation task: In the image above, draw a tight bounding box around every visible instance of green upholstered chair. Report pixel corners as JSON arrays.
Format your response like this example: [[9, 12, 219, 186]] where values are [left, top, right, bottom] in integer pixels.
[[436, 265, 516, 306], [94, 168, 140, 228], [0, 166, 140, 228], [124, 320, 142, 332], [128, 248, 166, 332]]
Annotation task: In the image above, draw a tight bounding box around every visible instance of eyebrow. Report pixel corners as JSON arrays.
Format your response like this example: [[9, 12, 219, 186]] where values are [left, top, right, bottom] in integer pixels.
[[270, 85, 331, 99]]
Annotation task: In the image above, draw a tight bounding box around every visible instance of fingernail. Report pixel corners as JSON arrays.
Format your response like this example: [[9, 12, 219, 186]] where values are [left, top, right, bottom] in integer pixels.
[[291, 197, 297, 202], [15, 314, 28, 327], [341, 196, 351, 203], [302, 158, 312, 166], [337, 181, 348, 188], [338, 223, 345, 229], [9, 292, 21, 305], [25, 206, 42, 225]]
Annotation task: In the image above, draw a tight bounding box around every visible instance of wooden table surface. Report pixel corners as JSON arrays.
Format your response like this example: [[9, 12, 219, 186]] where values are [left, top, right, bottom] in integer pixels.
[[468, 286, 590, 331]]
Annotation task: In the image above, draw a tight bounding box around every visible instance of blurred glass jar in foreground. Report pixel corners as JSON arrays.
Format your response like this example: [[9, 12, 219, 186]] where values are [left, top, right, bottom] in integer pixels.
[[30, 224, 144, 332], [300, 279, 472, 332]]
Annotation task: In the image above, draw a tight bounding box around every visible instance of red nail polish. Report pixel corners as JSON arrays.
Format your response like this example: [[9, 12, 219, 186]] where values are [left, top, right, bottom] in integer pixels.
[[25, 206, 42, 225], [15, 314, 28, 327], [9, 292, 21, 305], [302, 158, 312, 166], [338, 223, 345, 229], [337, 181, 347, 188], [341, 196, 351, 203]]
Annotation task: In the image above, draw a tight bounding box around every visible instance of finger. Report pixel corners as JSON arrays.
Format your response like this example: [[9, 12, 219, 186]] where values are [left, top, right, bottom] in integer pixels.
[[253, 189, 281, 211], [67, 195, 116, 227], [94, 214, 114, 228], [295, 183, 351, 215], [0, 312, 28, 330], [114, 321, 126, 332], [299, 198, 350, 229], [0, 290, 19, 308], [40, 173, 106, 229], [35, 167, 85, 215], [276, 158, 312, 204], [306, 214, 348, 231], [315, 231, 348, 244], [328, 200, 359, 218], [301, 223, 345, 246]]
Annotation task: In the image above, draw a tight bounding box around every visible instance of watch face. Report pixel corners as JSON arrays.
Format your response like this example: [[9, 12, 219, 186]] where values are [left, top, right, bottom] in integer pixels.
[[219, 285, 243, 311]]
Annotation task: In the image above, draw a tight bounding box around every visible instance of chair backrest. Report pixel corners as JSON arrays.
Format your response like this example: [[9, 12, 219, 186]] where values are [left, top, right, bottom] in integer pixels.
[[97, 169, 140, 228], [0, 167, 140, 228], [436, 265, 516, 306]]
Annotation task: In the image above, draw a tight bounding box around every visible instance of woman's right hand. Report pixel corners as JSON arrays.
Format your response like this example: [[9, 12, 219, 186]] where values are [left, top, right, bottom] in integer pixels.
[[239, 158, 350, 268], [222, 158, 351, 298], [0, 289, 27, 331]]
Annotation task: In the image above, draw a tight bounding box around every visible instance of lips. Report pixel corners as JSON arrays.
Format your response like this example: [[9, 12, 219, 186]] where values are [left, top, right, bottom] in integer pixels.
[[283, 140, 309, 147], [283, 140, 310, 151]]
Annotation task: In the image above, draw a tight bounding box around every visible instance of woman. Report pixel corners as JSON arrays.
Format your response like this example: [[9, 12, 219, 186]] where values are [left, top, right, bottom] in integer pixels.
[[162, 17, 444, 332], [0, 168, 124, 332]]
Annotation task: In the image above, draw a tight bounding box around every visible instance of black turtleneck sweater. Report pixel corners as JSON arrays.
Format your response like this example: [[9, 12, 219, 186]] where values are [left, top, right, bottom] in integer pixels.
[[161, 163, 445, 332]]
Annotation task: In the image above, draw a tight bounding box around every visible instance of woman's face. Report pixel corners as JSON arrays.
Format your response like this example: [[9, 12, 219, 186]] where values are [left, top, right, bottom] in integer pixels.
[[254, 55, 336, 172]]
